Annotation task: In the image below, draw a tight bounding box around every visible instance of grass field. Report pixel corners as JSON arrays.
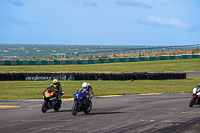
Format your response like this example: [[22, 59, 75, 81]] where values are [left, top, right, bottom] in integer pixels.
[[0, 58, 199, 100], [0, 58, 200, 73], [0, 77, 199, 100]]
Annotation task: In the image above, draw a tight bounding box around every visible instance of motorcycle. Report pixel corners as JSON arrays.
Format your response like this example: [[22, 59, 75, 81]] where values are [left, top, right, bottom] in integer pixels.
[[189, 87, 200, 107], [42, 87, 64, 113], [72, 90, 93, 116]]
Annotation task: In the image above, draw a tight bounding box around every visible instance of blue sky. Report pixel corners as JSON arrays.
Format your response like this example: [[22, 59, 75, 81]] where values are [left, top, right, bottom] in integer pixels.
[[0, 0, 200, 46]]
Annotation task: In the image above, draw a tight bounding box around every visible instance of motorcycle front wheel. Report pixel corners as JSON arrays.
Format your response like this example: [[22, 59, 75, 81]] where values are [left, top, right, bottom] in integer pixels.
[[42, 100, 48, 113], [72, 102, 78, 116], [189, 97, 196, 107]]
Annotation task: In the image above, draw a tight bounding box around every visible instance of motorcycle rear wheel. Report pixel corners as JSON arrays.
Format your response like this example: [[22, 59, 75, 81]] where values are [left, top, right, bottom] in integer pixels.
[[42, 100, 48, 113], [84, 102, 92, 114], [189, 97, 196, 107], [72, 102, 78, 116], [54, 100, 62, 112]]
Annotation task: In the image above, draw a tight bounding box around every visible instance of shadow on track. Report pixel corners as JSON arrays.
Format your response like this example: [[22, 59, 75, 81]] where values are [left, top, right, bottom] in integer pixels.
[[88, 111, 125, 115]]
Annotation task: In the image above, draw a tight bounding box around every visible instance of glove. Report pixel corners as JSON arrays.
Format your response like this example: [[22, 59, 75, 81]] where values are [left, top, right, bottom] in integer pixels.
[[90, 94, 94, 98]]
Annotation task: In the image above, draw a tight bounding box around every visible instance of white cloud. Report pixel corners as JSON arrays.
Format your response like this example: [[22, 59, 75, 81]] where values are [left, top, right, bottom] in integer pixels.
[[140, 16, 195, 32]]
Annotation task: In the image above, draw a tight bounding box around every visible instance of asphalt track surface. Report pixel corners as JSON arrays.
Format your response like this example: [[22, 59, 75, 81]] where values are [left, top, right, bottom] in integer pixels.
[[1, 93, 200, 133], [185, 71, 200, 77]]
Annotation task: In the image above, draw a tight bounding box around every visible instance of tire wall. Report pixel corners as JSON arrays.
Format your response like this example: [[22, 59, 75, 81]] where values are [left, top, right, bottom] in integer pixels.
[[0, 72, 186, 81]]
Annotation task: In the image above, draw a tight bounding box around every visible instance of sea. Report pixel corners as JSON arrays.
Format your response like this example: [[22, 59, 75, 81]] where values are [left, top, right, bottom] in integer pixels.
[[0, 44, 198, 59], [0, 44, 151, 59]]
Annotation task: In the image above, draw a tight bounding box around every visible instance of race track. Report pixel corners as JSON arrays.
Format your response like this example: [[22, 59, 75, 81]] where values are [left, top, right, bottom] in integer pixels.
[[1, 93, 200, 133]]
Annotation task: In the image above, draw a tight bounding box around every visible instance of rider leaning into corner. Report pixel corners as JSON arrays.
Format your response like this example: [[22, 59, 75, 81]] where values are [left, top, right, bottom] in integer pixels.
[[196, 84, 200, 89], [49, 79, 63, 102], [78, 82, 94, 102], [194, 84, 200, 92]]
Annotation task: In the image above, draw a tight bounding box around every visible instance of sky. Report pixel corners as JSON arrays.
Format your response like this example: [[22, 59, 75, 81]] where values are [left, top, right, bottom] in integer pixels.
[[0, 0, 200, 46]]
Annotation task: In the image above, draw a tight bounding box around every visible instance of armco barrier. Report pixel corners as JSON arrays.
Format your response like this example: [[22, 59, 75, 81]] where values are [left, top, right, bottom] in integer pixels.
[[0, 72, 186, 81], [0, 54, 199, 65]]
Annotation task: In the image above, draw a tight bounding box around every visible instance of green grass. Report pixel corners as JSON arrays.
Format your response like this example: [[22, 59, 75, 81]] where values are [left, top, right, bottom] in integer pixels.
[[0, 58, 200, 73], [1, 58, 199, 100], [0, 77, 198, 100]]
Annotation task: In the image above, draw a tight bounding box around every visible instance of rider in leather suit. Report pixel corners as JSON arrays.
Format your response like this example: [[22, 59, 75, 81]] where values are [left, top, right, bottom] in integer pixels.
[[78, 82, 94, 101], [49, 79, 63, 101]]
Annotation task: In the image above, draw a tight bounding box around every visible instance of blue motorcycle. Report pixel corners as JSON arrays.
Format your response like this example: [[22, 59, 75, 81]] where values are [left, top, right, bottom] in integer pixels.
[[72, 90, 92, 116]]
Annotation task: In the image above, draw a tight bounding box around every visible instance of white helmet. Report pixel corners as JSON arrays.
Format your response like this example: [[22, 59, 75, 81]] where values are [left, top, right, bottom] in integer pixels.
[[82, 82, 88, 91]]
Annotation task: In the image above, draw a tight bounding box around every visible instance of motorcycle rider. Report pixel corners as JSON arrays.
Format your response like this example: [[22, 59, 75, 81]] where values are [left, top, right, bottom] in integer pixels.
[[194, 84, 200, 93], [87, 83, 94, 100], [78, 82, 94, 99], [49, 79, 63, 101], [196, 84, 200, 89]]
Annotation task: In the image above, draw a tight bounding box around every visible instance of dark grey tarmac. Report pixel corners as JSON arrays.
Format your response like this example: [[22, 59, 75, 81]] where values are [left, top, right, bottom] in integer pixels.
[[1, 93, 200, 133], [185, 71, 200, 77]]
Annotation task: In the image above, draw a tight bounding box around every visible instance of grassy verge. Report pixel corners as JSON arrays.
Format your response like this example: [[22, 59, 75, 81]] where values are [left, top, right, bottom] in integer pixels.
[[0, 58, 199, 100], [0, 77, 198, 100], [0, 58, 200, 73]]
